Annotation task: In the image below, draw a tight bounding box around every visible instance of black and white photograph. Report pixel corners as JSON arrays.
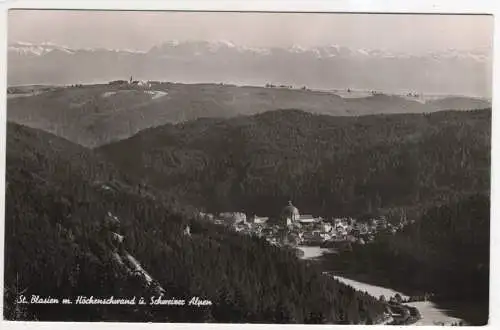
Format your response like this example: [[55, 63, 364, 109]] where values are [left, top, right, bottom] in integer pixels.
[[2, 6, 494, 326]]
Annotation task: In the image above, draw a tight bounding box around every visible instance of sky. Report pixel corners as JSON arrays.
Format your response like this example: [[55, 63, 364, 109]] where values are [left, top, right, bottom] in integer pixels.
[[8, 10, 494, 53]]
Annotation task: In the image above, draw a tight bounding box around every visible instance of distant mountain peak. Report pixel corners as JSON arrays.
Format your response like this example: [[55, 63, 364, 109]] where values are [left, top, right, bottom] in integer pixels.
[[8, 41, 76, 56], [8, 40, 491, 62], [7, 40, 492, 97], [288, 44, 308, 53], [8, 41, 147, 56]]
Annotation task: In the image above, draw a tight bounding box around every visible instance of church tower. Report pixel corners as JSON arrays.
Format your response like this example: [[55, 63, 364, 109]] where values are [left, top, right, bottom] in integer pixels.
[[281, 200, 300, 227]]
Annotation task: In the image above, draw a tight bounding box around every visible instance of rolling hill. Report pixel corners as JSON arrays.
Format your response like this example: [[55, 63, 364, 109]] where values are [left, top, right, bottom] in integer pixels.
[[4, 122, 387, 323], [7, 82, 491, 148]]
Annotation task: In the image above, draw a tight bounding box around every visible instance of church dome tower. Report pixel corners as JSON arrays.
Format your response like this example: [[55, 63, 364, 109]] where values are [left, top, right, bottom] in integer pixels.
[[282, 200, 300, 225]]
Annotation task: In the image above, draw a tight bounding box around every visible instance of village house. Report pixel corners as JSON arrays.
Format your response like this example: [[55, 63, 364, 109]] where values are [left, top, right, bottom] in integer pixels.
[[249, 215, 269, 224], [321, 222, 333, 233], [217, 212, 246, 224], [198, 212, 214, 222], [297, 214, 317, 225], [135, 80, 152, 89]]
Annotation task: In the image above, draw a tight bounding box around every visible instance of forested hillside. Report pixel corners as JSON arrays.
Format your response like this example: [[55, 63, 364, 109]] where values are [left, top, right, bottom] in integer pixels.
[[4, 122, 386, 323], [96, 108, 491, 325], [322, 194, 490, 325], [99, 108, 491, 219]]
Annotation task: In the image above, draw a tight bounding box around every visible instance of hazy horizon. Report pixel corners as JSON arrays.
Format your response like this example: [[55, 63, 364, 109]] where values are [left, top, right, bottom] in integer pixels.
[[8, 10, 494, 54], [7, 10, 493, 98]]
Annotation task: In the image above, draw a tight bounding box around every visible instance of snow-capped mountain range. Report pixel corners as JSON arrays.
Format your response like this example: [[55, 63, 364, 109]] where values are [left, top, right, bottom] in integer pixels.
[[8, 40, 492, 96], [8, 41, 148, 56], [9, 40, 490, 60]]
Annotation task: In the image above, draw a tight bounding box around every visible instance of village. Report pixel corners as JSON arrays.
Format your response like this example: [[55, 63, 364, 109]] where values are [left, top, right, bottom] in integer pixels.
[[196, 201, 414, 252], [196, 201, 425, 325]]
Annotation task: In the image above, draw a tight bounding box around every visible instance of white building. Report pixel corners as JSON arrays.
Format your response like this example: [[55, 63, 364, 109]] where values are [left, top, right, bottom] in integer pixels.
[[297, 215, 317, 224], [336, 225, 348, 236], [252, 216, 269, 224], [137, 80, 151, 88], [198, 212, 214, 222], [128, 77, 151, 89], [322, 222, 333, 233]]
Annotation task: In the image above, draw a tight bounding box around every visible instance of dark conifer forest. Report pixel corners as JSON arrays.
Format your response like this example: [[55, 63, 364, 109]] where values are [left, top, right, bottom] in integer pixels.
[[99, 108, 490, 219], [4, 107, 491, 323], [4, 122, 386, 323], [320, 194, 490, 325], [98, 108, 491, 324]]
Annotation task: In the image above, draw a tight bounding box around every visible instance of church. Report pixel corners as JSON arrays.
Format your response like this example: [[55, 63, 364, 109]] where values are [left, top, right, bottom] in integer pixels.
[[281, 200, 300, 227], [281, 200, 319, 228]]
